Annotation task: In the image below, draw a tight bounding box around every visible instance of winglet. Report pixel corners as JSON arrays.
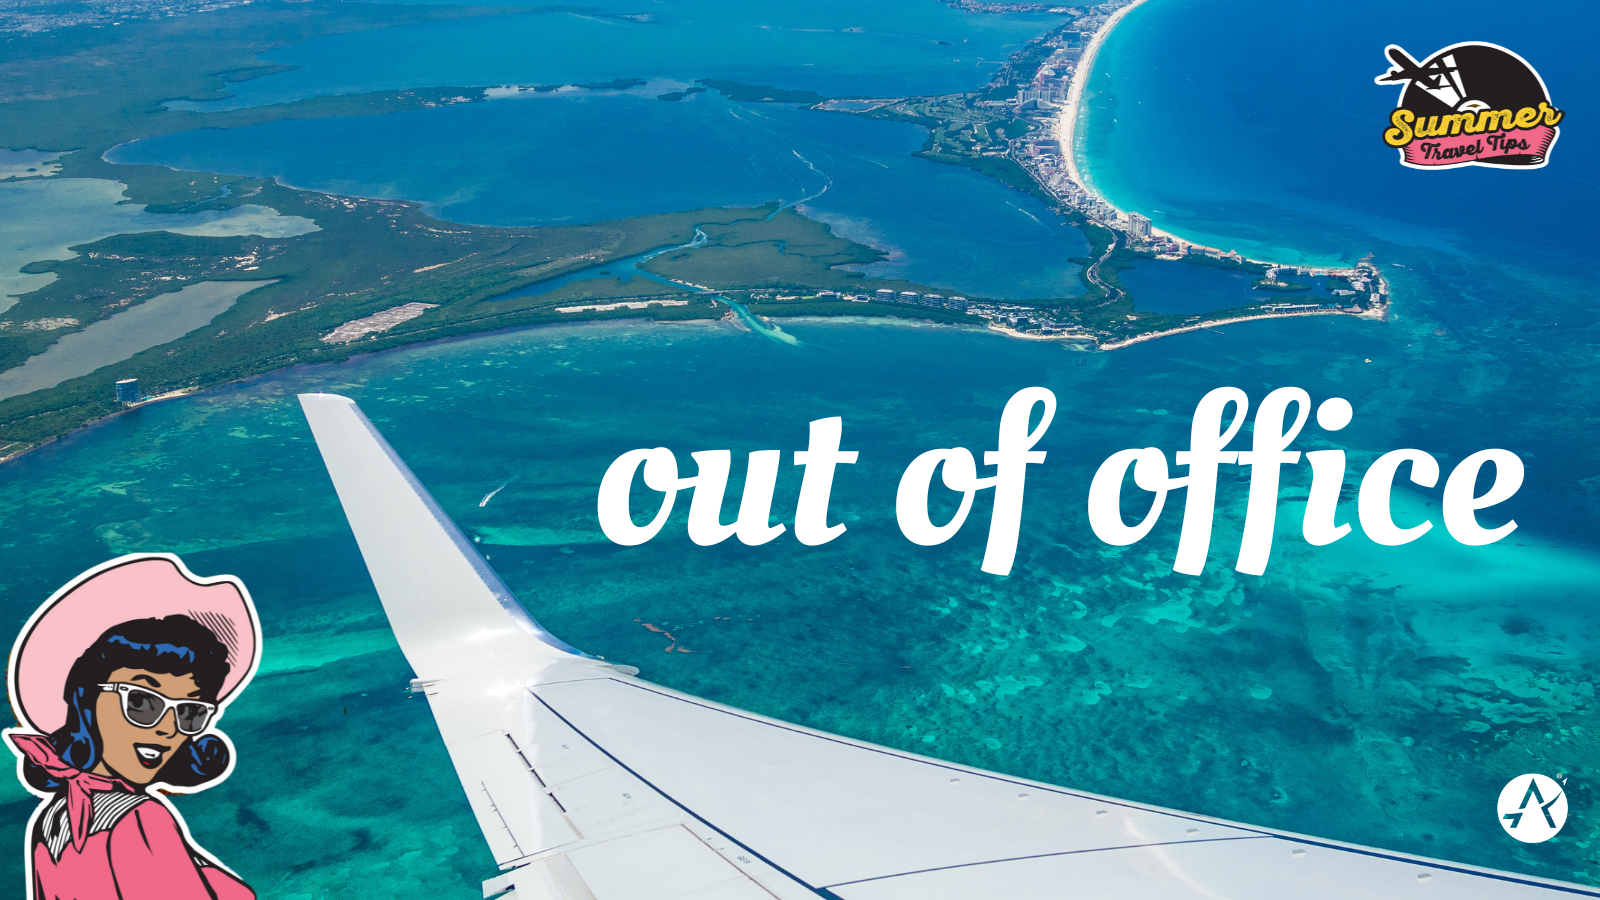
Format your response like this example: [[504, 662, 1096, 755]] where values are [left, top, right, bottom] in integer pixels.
[[299, 393, 589, 680]]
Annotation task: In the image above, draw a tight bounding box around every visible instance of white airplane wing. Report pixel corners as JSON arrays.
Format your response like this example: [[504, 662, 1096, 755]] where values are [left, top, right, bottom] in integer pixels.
[[299, 392, 1597, 900]]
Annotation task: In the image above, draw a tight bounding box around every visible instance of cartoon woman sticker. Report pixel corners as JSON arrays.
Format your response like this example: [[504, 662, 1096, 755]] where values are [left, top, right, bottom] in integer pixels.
[[5, 554, 261, 899]]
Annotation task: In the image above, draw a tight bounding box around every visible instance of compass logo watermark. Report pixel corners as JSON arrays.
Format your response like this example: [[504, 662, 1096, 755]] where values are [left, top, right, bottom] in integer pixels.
[[1498, 774, 1567, 843]]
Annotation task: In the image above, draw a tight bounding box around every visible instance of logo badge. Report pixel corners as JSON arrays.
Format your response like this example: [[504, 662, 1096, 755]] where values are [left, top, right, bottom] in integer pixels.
[[1376, 42, 1563, 169], [1498, 774, 1567, 843]]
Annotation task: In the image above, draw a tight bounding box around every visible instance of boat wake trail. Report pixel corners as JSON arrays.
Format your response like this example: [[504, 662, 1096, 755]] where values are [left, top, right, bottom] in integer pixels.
[[480, 476, 518, 507], [784, 150, 833, 209], [1005, 201, 1054, 237]]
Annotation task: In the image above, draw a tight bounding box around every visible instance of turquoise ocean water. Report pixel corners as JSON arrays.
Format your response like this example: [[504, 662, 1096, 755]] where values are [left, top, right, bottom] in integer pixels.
[[5, 0, 1600, 895]]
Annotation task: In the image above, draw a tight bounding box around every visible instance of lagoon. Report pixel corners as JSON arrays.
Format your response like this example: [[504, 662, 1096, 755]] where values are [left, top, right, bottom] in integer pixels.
[[0, 178, 316, 309], [0, 280, 276, 401], [0, 149, 64, 180], [1121, 258, 1329, 314], [114, 91, 1091, 299]]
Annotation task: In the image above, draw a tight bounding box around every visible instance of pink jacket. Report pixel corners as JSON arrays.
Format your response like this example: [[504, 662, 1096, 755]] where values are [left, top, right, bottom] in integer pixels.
[[11, 733, 252, 900], [31, 794, 254, 900]]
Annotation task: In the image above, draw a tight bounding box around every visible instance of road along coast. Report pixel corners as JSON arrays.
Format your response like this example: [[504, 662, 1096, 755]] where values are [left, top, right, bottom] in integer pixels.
[[1097, 305, 1387, 351]]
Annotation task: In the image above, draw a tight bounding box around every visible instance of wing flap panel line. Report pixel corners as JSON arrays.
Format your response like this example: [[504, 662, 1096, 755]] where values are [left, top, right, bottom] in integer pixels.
[[485, 854, 598, 900], [563, 826, 781, 900], [594, 681, 1244, 825], [534, 677, 1600, 897], [488, 827, 794, 900], [306, 393, 1600, 899], [505, 691, 704, 845], [533, 677, 1257, 887], [414, 673, 569, 868], [821, 836, 1269, 888], [828, 837, 1600, 900], [456, 730, 583, 866], [526, 687, 832, 899]]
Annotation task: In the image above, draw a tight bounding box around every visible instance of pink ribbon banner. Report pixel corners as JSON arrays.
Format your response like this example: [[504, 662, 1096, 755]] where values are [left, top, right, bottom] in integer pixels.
[[1403, 124, 1556, 166]]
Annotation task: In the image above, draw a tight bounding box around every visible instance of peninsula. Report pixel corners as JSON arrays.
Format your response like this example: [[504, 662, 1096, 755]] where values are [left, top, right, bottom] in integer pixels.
[[817, 0, 1389, 347]]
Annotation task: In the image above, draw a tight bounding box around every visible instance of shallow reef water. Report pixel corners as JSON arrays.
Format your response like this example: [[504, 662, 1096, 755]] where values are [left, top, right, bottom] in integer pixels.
[[0, 300, 1596, 893]]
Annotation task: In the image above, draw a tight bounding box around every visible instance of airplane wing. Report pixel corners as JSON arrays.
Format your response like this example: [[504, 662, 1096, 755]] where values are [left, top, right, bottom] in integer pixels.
[[299, 392, 1598, 900]]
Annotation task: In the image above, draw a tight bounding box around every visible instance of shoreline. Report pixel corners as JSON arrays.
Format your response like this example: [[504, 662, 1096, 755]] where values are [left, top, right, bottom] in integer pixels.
[[1011, 0, 1391, 345], [1058, 0, 1149, 196], [1047, 0, 1367, 275], [1097, 306, 1385, 351], [0, 315, 726, 467], [0, 0, 1392, 462], [815, 4, 1388, 351]]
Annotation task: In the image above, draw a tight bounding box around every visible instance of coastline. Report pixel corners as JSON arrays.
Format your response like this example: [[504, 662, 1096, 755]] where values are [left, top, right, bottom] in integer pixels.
[[0, 0, 1395, 462], [815, 4, 1387, 352], [1047, 0, 1373, 276], [1097, 306, 1385, 351], [1009, 0, 1391, 345], [1058, 0, 1149, 196]]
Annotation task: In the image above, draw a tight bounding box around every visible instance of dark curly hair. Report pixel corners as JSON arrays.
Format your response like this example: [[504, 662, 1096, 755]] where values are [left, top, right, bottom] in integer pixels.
[[24, 615, 233, 792]]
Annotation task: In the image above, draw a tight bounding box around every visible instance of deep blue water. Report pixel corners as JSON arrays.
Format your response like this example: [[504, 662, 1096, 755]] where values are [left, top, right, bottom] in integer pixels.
[[171, 0, 1059, 110], [1073, 0, 1600, 878], [1079, 0, 1597, 270]]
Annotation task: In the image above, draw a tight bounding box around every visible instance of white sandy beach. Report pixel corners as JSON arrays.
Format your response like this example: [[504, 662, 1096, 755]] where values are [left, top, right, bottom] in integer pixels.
[[1050, 0, 1372, 271], [1057, 0, 1150, 201]]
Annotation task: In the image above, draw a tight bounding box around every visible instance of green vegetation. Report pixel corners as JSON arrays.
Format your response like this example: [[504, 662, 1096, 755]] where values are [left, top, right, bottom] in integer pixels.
[[1178, 254, 1270, 275], [0, 0, 1356, 459], [643, 209, 916, 294], [979, 84, 1019, 103], [656, 86, 707, 101], [846, 93, 1056, 205], [0, 182, 766, 449], [657, 87, 707, 102], [749, 299, 970, 324], [697, 79, 828, 104], [0, 0, 994, 458], [1005, 34, 1060, 85], [0, 2, 924, 456], [919, 150, 1057, 206]]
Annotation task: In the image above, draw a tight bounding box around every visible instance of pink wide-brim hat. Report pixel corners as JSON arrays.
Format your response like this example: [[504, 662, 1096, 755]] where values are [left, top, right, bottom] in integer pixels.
[[9, 555, 260, 735]]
